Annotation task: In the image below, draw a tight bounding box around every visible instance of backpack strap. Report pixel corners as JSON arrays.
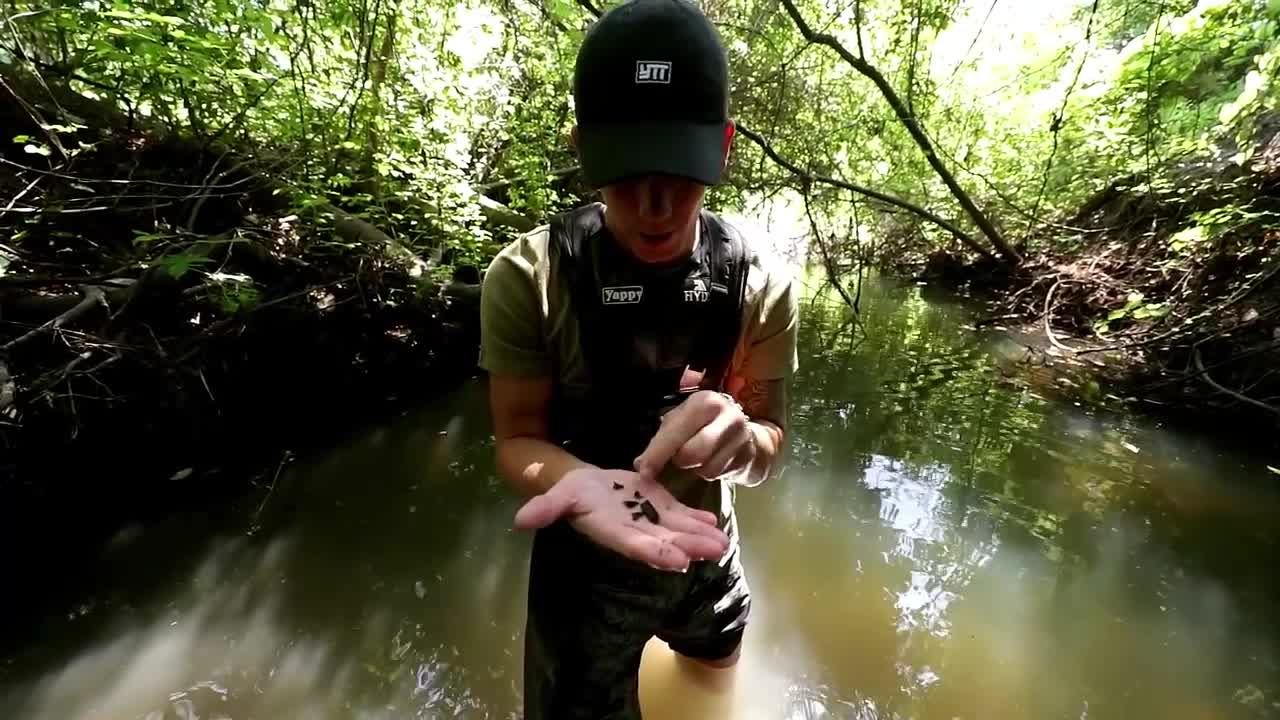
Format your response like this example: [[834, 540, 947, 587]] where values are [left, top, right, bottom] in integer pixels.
[[549, 203, 614, 389], [546, 204, 752, 467], [686, 210, 752, 391]]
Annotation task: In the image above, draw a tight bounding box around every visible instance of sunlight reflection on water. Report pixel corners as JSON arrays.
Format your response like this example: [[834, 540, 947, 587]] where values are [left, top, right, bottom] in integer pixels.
[[4, 279, 1279, 720]]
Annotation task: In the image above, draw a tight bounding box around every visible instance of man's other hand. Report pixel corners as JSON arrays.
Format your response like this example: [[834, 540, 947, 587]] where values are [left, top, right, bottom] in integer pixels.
[[513, 466, 730, 572], [633, 390, 756, 482]]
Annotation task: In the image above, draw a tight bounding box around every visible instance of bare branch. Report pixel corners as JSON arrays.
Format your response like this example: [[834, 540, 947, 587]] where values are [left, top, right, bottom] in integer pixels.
[[853, 0, 865, 59], [2, 286, 107, 352], [575, 0, 603, 18], [0, 157, 259, 191], [1, 174, 42, 218], [0, 269, 137, 289], [774, 0, 1021, 264], [1026, 0, 1099, 240], [1194, 347, 1280, 419], [1041, 280, 1075, 353], [735, 122, 997, 262], [478, 165, 580, 194], [0, 75, 67, 160], [802, 185, 856, 310]]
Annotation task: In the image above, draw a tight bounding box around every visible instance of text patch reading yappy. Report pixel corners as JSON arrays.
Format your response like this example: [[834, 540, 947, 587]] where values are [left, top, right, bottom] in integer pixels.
[[602, 285, 644, 304]]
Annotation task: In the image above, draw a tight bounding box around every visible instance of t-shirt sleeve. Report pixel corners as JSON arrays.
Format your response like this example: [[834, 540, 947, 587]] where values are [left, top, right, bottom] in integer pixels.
[[478, 237, 551, 377], [739, 264, 800, 381]]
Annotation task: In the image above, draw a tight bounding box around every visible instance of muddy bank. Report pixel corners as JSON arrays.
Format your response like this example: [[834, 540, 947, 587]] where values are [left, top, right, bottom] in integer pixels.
[[0, 123, 490, 630], [914, 124, 1280, 434]]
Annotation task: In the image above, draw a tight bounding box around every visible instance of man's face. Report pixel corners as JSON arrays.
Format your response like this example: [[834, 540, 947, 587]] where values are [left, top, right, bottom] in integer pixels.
[[600, 174, 707, 264], [582, 121, 735, 264]]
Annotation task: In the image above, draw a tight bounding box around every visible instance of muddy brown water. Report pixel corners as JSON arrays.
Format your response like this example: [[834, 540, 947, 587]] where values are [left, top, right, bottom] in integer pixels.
[[2, 275, 1278, 719]]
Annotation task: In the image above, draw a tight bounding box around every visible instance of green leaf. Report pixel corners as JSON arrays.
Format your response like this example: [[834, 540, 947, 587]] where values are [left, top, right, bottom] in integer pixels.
[[1132, 303, 1169, 319], [132, 230, 169, 246], [229, 67, 267, 80], [158, 253, 211, 280], [12, 135, 31, 143], [103, 8, 141, 21], [1169, 225, 1203, 252]]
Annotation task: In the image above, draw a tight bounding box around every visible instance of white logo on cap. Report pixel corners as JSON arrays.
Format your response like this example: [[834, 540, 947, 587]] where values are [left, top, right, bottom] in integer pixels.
[[636, 61, 671, 84]]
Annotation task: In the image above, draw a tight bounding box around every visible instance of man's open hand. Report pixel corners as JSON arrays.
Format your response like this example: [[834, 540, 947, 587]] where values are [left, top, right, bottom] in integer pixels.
[[633, 390, 756, 482], [513, 466, 730, 572]]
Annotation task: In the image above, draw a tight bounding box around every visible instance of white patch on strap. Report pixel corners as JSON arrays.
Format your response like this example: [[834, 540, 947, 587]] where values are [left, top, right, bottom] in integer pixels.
[[602, 285, 644, 304]]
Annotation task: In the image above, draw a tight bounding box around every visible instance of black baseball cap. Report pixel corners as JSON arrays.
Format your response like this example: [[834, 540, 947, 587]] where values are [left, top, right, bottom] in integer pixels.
[[573, 0, 730, 188]]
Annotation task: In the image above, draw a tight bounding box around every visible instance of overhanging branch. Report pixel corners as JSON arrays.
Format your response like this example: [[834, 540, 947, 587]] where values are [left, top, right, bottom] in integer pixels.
[[735, 123, 997, 262], [774, 0, 1021, 265]]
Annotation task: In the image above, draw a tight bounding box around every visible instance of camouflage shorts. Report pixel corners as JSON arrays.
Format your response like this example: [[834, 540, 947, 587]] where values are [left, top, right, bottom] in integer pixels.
[[521, 515, 751, 720]]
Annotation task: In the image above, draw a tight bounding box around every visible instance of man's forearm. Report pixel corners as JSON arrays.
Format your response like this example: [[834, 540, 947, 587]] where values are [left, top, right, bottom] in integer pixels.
[[496, 435, 597, 499]]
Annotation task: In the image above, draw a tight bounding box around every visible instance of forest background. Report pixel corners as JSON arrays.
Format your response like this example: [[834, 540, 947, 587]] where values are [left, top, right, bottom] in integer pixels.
[[1, 0, 1278, 537]]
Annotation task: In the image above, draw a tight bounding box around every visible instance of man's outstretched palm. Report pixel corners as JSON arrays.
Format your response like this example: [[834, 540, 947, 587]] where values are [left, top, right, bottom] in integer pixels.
[[513, 390, 759, 571], [513, 467, 729, 571]]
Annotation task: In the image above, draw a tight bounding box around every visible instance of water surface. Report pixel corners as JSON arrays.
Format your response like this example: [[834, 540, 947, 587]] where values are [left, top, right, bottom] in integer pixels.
[[3, 275, 1278, 720]]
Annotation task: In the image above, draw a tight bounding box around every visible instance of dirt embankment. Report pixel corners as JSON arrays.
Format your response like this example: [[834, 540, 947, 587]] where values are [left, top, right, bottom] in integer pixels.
[[920, 120, 1280, 434], [0, 100, 491, 622]]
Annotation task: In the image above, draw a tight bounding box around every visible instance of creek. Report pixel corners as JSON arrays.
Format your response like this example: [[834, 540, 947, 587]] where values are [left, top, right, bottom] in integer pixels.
[[2, 273, 1277, 720]]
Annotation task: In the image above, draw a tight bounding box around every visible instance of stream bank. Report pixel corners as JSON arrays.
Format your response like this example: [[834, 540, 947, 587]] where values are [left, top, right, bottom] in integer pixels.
[[0, 125, 490, 630], [912, 119, 1280, 434]]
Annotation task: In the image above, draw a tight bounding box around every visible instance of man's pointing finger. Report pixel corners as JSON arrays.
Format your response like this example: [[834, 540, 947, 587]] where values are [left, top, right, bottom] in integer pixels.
[[633, 392, 727, 477]]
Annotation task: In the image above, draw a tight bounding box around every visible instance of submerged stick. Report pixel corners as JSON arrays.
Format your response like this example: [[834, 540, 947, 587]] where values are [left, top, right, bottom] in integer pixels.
[[1, 285, 105, 351], [1193, 347, 1280, 419]]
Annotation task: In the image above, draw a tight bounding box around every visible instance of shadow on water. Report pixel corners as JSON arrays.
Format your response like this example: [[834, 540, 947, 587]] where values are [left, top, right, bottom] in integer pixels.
[[2, 272, 1278, 720]]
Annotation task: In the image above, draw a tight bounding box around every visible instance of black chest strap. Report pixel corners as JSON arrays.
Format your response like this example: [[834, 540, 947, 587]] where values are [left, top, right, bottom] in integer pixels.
[[548, 203, 751, 466]]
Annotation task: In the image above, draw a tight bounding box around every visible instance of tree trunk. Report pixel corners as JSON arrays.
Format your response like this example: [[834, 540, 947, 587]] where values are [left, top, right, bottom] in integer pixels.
[[364, 4, 398, 201], [776, 0, 1023, 265]]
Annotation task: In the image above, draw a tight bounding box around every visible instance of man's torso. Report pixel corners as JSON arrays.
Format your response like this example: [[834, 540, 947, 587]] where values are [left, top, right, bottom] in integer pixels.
[[479, 203, 797, 524]]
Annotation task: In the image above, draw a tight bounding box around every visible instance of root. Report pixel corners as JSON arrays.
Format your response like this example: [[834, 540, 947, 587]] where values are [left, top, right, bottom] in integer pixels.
[[1193, 347, 1280, 419], [1, 285, 107, 352]]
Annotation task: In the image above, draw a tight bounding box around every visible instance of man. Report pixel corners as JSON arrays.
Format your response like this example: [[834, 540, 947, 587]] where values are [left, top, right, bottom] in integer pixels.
[[478, 0, 798, 717]]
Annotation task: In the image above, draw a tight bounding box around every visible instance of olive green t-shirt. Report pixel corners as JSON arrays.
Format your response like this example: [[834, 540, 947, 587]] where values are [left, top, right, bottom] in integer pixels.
[[478, 205, 799, 523]]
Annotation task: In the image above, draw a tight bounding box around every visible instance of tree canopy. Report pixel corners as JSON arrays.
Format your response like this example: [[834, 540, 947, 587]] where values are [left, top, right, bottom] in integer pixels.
[[2, 0, 1279, 422]]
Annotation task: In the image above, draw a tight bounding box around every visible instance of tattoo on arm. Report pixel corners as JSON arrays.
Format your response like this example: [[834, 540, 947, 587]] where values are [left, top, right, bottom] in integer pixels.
[[734, 377, 788, 431]]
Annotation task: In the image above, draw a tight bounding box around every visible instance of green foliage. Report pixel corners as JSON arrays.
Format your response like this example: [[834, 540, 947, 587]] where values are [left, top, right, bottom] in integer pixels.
[[1095, 291, 1170, 335], [7, 0, 582, 262], [1102, 0, 1279, 165], [4, 0, 1277, 273]]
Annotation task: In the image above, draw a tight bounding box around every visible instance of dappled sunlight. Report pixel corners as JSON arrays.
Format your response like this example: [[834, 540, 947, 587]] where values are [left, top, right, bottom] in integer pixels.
[[9, 528, 528, 720], [12, 536, 365, 720], [5, 280, 1278, 720]]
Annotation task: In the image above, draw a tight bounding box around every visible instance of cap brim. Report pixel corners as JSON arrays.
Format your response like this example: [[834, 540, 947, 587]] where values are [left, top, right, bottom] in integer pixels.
[[577, 123, 726, 188]]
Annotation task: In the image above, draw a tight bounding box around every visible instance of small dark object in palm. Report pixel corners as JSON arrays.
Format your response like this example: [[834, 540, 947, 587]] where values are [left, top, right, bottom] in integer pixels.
[[612, 482, 624, 490], [639, 499, 660, 524], [623, 500, 640, 509]]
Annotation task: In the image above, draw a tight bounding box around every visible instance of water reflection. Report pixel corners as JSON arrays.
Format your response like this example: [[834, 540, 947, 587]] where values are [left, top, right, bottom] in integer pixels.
[[2, 274, 1279, 720]]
